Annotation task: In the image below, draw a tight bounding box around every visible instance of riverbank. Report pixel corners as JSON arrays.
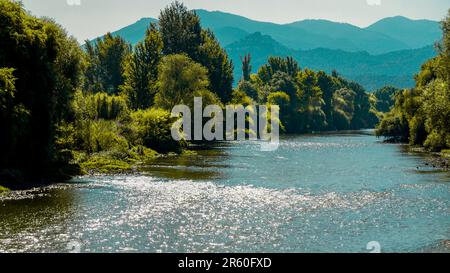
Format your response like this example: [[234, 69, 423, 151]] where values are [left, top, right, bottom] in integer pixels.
[[0, 147, 199, 191], [409, 147, 450, 171], [2, 134, 449, 192]]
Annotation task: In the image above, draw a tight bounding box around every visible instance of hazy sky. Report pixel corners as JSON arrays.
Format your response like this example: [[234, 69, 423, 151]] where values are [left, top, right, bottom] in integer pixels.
[[21, 0, 449, 42]]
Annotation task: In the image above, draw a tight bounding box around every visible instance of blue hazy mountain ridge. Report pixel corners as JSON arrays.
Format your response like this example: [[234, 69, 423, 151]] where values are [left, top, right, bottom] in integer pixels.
[[285, 19, 408, 53], [366, 16, 443, 48], [109, 17, 159, 45], [195, 10, 441, 53], [197, 10, 406, 54], [104, 10, 441, 90], [107, 10, 441, 53], [226, 32, 437, 90]]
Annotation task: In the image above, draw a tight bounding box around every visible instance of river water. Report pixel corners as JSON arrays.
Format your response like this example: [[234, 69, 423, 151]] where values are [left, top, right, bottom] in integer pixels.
[[0, 131, 449, 253]]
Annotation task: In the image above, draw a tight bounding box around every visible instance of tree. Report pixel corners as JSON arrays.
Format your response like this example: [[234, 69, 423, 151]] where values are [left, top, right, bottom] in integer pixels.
[[258, 56, 300, 83], [121, 23, 163, 110], [158, 2, 234, 103], [198, 30, 234, 102], [85, 33, 131, 94], [236, 80, 259, 101], [438, 9, 450, 83], [155, 54, 219, 110], [296, 69, 327, 131], [240, 53, 252, 81], [332, 88, 356, 129], [0, 0, 84, 177], [317, 71, 337, 129], [0, 67, 30, 168], [373, 86, 400, 113], [267, 91, 290, 132], [158, 1, 202, 59]]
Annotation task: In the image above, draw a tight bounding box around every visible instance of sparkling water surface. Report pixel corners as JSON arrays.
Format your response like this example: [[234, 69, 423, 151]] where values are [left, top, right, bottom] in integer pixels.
[[0, 131, 449, 253]]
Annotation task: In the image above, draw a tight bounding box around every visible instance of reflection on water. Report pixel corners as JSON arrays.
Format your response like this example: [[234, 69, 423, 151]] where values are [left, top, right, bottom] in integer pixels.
[[0, 186, 79, 252], [0, 132, 449, 253], [141, 147, 228, 180]]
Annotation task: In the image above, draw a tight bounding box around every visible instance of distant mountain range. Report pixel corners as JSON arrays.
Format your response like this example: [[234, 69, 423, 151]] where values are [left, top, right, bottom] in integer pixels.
[[102, 10, 441, 91], [226, 32, 437, 91]]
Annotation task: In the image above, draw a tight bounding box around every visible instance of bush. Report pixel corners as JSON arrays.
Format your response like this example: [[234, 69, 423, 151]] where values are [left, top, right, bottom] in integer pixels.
[[231, 89, 254, 106], [267, 91, 290, 107], [376, 113, 409, 142], [424, 130, 448, 152], [87, 120, 129, 154], [128, 108, 182, 153], [72, 90, 128, 121], [236, 80, 259, 101], [93, 92, 129, 120], [80, 154, 132, 174]]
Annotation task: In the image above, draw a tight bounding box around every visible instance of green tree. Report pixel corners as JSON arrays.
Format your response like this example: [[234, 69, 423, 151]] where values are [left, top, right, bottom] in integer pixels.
[[236, 80, 259, 101], [377, 10, 450, 151], [332, 88, 356, 129], [0, 0, 84, 178], [121, 23, 163, 109], [317, 71, 337, 129], [155, 54, 219, 110], [159, 1, 202, 59], [296, 69, 327, 131], [240, 53, 252, 81], [267, 91, 290, 132], [258, 56, 299, 83], [198, 30, 234, 102], [421, 79, 450, 150], [85, 33, 131, 94], [373, 86, 400, 113], [438, 10, 450, 83], [158, 2, 234, 103]]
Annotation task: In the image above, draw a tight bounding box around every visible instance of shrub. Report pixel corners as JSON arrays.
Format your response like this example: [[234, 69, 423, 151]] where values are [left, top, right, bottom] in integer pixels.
[[128, 108, 182, 153]]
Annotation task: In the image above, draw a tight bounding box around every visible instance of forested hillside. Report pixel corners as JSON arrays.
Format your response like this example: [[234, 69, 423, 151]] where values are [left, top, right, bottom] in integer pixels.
[[377, 11, 450, 152]]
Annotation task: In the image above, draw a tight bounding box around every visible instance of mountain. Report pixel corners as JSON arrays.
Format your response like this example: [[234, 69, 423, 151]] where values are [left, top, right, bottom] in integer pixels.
[[103, 10, 440, 90], [212, 26, 249, 46], [195, 9, 330, 50], [196, 10, 441, 53], [105, 18, 158, 45], [226, 32, 437, 90], [286, 19, 408, 54], [366, 16, 442, 48], [108, 10, 441, 54]]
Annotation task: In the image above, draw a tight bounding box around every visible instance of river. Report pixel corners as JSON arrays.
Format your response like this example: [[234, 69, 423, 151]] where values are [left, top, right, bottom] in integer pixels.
[[0, 131, 449, 253]]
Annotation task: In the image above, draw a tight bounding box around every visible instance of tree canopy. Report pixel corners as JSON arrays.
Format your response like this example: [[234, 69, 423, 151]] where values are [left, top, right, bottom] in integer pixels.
[[377, 10, 450, 151], [0, 0, 84, 177]]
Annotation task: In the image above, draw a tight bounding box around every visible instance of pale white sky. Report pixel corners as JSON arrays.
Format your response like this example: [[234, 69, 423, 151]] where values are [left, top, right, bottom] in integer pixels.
[[21, 0, 449, 42]]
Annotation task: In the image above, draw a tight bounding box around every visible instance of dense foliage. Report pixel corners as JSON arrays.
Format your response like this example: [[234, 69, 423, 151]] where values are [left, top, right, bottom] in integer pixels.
[[376, 10, 450, 151], [85, 33, 131, 94], [1, 0, 428, 184], [159, 2, 234, 102], [120, 23, 162, 110], [233, 56, 380, 133], [373, 86, 401, 113], [0, 0, 84, 179]]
